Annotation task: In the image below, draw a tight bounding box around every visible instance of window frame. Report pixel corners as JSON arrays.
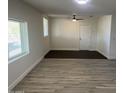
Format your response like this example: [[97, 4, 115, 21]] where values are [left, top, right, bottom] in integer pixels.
[[8, 19, 29, 63], [43, 17, 48, 37]]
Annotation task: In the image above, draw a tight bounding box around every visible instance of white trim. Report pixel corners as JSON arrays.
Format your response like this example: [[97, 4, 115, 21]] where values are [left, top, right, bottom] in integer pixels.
[[8, 56, 43, 91], [8, 52, 29, 64], [51, 48, 80, 51], [97, 49, 109, 59], [8, 20, 29, 63], [44, 49, 50, 55], [8, 50, 49, 92], [8, 18, 25, 23], [96, 49, 116, 60]]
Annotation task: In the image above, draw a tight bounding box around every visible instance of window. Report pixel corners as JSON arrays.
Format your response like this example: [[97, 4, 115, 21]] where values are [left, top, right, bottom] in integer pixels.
[[43, 17, 48, 37], [8, 19, 29, 62]]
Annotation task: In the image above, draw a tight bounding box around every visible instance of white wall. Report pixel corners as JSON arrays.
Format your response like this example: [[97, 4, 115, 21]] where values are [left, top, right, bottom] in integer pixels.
[[96, 15, 112, 58], [50, 18, 80, 50], [50, 17, 98, 50], [110, 14, 116, 59], [50, 16, 116, 59], [8, 0, 50, 89]]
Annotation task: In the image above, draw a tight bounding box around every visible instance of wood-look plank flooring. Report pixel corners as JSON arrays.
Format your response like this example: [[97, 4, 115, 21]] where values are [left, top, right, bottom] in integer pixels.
[[13, 59, 116, 93]]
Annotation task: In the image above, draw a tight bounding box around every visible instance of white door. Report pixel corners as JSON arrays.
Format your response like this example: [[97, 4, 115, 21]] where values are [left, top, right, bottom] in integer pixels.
[[80, 25, 91, 50]]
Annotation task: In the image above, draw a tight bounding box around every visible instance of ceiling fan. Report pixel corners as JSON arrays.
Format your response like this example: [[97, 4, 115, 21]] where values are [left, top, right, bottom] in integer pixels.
[[72, 15, 84, 21]]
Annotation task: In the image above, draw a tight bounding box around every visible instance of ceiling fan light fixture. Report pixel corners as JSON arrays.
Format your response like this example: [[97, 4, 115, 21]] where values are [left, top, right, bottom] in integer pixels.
[[72, 15, 77, 21], [75, 0, 89, 4], [72, 19, 77, 21]]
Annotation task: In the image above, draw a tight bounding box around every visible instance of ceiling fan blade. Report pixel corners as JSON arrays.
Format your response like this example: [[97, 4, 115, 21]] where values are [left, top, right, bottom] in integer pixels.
[[72, 15, 85, 21], [76, 19, 84, 20]]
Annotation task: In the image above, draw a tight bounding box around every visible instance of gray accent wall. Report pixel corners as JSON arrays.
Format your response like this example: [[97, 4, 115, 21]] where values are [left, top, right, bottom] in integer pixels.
[[8, 0, 50, 87]]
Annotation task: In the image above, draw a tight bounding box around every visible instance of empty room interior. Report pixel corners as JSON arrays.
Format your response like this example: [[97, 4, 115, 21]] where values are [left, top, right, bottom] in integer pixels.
[[8, 0, 116, 93]]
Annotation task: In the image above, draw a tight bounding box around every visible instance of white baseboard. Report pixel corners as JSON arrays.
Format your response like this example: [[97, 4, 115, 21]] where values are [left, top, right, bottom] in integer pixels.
[[8, 56, 43, 91], [8, 50, 49, 92], [51, 48, 79, 51], [96, 49, 110, 59]]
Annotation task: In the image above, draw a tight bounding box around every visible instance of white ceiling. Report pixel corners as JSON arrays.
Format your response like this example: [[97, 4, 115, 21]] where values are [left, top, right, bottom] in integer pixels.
[[23, 0, 116, 16]]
